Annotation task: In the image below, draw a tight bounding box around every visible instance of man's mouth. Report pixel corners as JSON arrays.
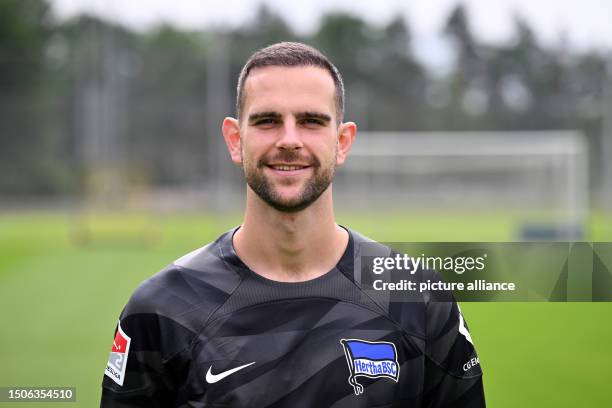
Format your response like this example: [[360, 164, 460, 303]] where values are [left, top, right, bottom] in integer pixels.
[[267, 164, 310, 171]]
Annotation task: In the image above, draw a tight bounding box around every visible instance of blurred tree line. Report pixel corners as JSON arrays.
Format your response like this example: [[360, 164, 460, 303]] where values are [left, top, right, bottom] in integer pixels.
[[0, 0, 609, 198]]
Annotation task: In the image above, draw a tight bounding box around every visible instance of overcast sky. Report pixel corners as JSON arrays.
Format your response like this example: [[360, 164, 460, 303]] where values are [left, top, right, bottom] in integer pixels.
[[49, 0, 612, 49], [49, 0, 612, 72]]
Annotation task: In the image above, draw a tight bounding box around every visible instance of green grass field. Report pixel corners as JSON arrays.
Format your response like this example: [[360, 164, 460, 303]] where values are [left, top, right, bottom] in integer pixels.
[[1, 211, 611, 407]]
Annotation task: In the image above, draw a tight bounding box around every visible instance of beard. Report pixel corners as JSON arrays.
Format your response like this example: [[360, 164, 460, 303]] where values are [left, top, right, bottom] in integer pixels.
[[242, 148, 335, 213]]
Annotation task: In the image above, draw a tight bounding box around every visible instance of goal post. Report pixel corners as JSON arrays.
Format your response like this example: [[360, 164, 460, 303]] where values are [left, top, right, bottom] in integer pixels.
[[336, 130, 589, 239]]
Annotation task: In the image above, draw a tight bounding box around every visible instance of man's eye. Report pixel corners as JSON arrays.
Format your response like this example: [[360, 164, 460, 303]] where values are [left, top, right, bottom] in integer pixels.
[[254, 118, 277, 126], [302, 118, 324, 126]]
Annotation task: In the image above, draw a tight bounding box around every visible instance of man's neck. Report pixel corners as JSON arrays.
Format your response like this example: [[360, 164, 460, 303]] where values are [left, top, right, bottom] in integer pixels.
[[233, 187, 348, 282]]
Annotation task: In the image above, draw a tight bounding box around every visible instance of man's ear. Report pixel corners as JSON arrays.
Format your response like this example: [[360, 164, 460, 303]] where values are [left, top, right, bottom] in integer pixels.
[[336, 121, 357, 166], [222, 117, 242, 165]]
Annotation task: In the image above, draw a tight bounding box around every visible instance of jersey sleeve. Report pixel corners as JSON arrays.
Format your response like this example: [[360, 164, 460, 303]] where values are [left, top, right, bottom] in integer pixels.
[[423, 298, 485, 408], [100, 276, 193, 407]]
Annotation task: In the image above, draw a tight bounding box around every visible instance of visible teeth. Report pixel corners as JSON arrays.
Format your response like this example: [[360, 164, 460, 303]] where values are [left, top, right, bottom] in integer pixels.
[[273, 165, 304, 171]]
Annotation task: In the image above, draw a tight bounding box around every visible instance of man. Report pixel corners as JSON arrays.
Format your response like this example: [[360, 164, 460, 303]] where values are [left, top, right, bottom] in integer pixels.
[[101, 42, 485, 407]]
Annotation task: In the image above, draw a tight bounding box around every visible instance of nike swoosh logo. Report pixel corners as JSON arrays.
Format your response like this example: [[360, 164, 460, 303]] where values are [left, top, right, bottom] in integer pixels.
[[206, 362, 256, 384]]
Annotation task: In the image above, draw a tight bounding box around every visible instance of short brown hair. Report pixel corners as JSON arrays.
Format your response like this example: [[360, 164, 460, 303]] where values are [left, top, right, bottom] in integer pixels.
[[236, 42, 345, 124]]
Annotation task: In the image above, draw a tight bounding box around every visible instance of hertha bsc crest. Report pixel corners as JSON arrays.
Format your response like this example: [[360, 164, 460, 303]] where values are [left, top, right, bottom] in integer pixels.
[[105, 321, 131, 386], [340, 339, 400, 395]]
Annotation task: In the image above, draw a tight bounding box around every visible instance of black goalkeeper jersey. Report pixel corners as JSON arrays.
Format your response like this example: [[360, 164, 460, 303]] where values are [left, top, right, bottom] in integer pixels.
[[101, 228, 485, 407]]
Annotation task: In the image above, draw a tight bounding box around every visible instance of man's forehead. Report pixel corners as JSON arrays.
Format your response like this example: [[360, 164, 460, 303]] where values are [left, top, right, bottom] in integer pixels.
[[243, 65, 336, 107], [246, 65, 334, 86]]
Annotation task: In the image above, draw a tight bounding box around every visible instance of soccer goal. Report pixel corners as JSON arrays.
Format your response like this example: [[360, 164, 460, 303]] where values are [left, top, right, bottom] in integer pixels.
[[335, 130, 589, 239]]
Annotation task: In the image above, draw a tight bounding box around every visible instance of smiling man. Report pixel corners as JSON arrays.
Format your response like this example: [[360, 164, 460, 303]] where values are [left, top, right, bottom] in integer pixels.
[[101, 42, 485, 407]]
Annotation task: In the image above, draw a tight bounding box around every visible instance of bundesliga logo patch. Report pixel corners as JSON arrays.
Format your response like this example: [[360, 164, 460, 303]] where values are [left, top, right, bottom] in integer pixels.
[[105, 321, 131, 386], [340, 339, 400, 395]]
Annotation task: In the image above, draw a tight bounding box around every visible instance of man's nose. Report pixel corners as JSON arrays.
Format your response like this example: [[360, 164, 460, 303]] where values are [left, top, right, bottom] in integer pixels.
[[275, 120, 303, 149]]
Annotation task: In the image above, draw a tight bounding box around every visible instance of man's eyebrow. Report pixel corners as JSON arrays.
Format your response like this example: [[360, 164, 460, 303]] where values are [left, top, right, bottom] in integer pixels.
[[248, 111, 281, 123], [295, 111, 332, 123]]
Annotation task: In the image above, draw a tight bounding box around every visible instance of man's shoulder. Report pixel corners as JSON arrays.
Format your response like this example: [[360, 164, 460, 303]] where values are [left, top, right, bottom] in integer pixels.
[[345, 228, 432, 340], [347, 228, 393, 256], [122, 229, 243, 325]]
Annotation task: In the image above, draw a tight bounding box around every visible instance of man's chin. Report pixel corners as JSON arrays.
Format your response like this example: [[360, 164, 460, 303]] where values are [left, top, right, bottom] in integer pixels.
[[265, 194, 314, 213], [246, 172, 332, 213]]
